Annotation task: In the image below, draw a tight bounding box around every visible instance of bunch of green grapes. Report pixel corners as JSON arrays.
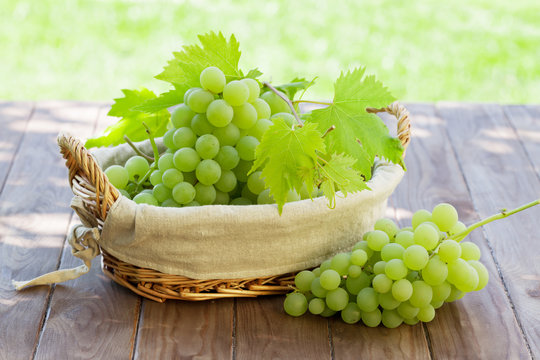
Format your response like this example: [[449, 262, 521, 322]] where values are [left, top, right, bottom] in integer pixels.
[[283, 203, 489, 328], [103, 66, 320, 207]]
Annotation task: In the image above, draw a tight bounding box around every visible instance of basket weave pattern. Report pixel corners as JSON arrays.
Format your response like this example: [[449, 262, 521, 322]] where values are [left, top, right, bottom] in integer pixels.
[[57, 103, 410, 302]]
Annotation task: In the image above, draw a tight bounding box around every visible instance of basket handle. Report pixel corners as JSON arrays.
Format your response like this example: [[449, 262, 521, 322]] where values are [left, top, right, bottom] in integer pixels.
[[367, 102, 411, 156], [57, 133, 119, 224]]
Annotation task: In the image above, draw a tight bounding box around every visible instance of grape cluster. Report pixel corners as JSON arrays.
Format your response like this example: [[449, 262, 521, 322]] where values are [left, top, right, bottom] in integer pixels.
[[283, 203, 489, 328], [104, 66, 315, 207]]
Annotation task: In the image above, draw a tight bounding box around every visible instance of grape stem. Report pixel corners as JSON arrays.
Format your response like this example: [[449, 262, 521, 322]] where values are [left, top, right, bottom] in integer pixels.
[[134, 122, 160, 188], [123, 135, 154, 162], [322, 125, 336, 138], [263, 82, 303, 127], [293, 99, 333, 106], [449, 198, 540, 242]]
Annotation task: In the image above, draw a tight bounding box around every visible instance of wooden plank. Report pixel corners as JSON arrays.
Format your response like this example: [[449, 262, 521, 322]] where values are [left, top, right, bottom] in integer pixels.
[[33, 104, 141, 360], [331, 199, 431, 359], [0, 101, 101, 360], [235, 296, 331, 359], [0, 101, 33, 188], [391, 103, 530, 359], [438, 102, 540, 357], [133, 299, 234, 359]]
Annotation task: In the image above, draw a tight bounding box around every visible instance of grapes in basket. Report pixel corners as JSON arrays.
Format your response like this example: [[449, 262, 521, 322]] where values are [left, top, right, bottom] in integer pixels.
[[283, 202, 491, 328]]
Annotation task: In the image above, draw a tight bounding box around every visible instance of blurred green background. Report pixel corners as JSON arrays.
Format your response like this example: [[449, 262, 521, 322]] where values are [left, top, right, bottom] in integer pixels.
[[2, 0, 539, 103]]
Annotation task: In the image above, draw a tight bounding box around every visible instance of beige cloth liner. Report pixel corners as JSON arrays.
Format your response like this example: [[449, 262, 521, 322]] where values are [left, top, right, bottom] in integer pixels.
[[14, 139, 404, 288]]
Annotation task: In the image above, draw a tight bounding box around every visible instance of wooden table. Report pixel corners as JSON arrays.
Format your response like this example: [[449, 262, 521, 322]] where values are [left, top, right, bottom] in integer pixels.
[[0, 101, 539, 359]]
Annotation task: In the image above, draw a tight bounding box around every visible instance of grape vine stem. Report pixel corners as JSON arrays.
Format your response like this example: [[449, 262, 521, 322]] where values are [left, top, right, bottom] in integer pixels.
[[263, 82, 303, 127], [123, 135, 154, 162], [293, 99, 333, 106]]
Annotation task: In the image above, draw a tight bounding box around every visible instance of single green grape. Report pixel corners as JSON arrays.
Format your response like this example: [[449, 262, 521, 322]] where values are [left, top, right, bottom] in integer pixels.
[[310, 277, 328, 298], [417, 304, 436, 322], [241, 78, 260, 103], [194, 183, 216, 205], [403, 245, 429, 270], [196, 159, 221, 185], [173, 127, 197, 149], [381, 243, 405, 262], [409, 280, 433, 308], [214, 146, 240, 170], [350, 249, 368, 267], [330, 253, 351, 276], [173, 148, 201, 173], [392, 279, 413, 302], [230, 197, 252, 205], [207, 99, 233, 127], [467, 260, 489, 291], [260, 90, 291, 114], [232, 103, 258, 129], [373, 274, 393, 293], [213, 190, 230, 205], [213, 123, 240, 146], [295, 270, 316, 292], [251, 98, 272, 119], [195, 134, 220, 160], [438, 239, 462, 263], [257, 188, 275, 204], [385, 259, 408, 280], [158, 153, 175, 172], [200, 66, 226, 94], [162, 168, 184, 189], [161, 198, 181, 207], [382, 309, 404, 328], [378, 291, 401, 310], [187, 88, 214, 113], [171, 104, 195, 128], [320, 269, 341, 290], [374, 218, 399, 239], [341, 302, 362, 324], [422, 255, 448, 286], [104, 165, 129, 189], [214, 170, 237, 193], [397, 301, 419, 319], [308, 298, 326, 315], [132, 192, 158, 206], [412, 209, 432, 229], [191, 113, 215, 136], [373, 261, 387, 275], [414, 223, 440, 251], [283, 292, 308, 317], [361, 308, 382, 327], [326, 288, 349, 311], [223, 80, 249, 106], [395, 230, 415, 248], [172, 182, 196, 204], [346, 272, 372, 295], [460, 242, 481, 261], [149, 170, 163, 186], [367, 230, 390, 251], [236, 136, 259, 161], [152, 183, 172, 203], [247, 171, 266, 195], [125, 156, 150, 181], [249, 118, 273, 140], [432, 203, 459, 232], [356, 287, 379, 312], [431, 281, 452, 302]]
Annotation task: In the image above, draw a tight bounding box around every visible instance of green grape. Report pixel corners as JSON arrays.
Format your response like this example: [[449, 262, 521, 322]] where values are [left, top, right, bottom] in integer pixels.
[[431, 281, 452, 302], [247, 171, 266, 195], [230, 197, 252, 205], [356, 287, 379, 312], [187, 88, 214, 113], [397, 301, 419, 319], [422, 221, 441, 232], [215, 170, 237, 193], [214, 146, 240, 171], [249, 118, 273, 140], [467, 260, 489, 291], [271, 112, 295, 128], [162, 168, 184, 189], [350, 249, 368, 267], [158, 153, 175, 172], [367, 251, 382, 266], [196, 159, 221, 185], [132, 192, 158, 206], [341, 303, 362, 324], [422, 255, 448, 286], [406, 271, 420, 282], [374, 218, 399, 239], [241, 184, 258, 203], [382, 309, 404, 328], [195, 134, 220, 160], [118, 189, 131, 199], [232, 103, 258, 130], [451, 261, 479, 292], [104, 165, 129, 189], [381, 243, 405, 261], [319, 306, 337, 318], [448, 220, 467, 237], [260, 91, 291, 114], [140, 189, 153, 195], [213, 123, 240, 146], [223, 80, 249, 106], [320, 259, 332, 272], [295, 270, 316, 292], [232, 160, 252, 182], [191, 113, 215, 136], [432, 203, 458, 232], [346, 272, 372, 295], [310, 277, 328, 298], [171, 104, 195, 128], [417, 304, 435, 322], [348, 265, 362, 278], [213, 190, 230, 205], [367, 230, 390, 251], [308, 298, 326, 315], [403, 245, 429, 270], [373, 261, 387, 275], [330, 253, 351, 276], [183, 88, 198, 104], [361, 308, 382, 327], [320, 269, 341, 290], [182, 171, 197, 185], [460, 242, 481, 261], [152, 184, 172, 203], [173, 127, 197, 149], [438, 239, 462, 263], [398, 226, 414, 233], [286, 190, 301, 203], [149, 170, 163, 186], [251, 98, 272, 119], [284, 292, 308, 317], [385, 259, 408, 280], [257, 188, 275, 204], [173, 148, 201, 173], [172, 182, 195, 204], [125, 156, 150, 181], [392, 279, 413, 302], [403, 317, 420, 325], [412, 209, 432, 229], [242, 78, 260, 103], [312, 268, 321, 277], [373, 274, 393, 293], [200, 66, 226, 94], [236, 136, 259, 161], [352, 241, 374, 258], [161, 198, 181, 207], [378, 292, 401, 310], [326, 288, 349, 311], [206, 99, 233, 127], [409, 280, 433, 308], [414, 223, 440, 251], [194, 183, 216, 205], [445, 285, 463, 302], [163, 128, 177, 150], [431, 299, 444, 309]]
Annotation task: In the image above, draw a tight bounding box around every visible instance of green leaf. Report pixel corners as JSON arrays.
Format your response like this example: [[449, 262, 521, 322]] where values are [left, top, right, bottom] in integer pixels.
[[132, 88, 184, 114], [270, 77, 312, 100], [308, 67, 403, 179], [319, 153, 368, 208], [155, 32, 243, 87], [252, 119, 325, 214], [246, 68, 263, 79], [85, 88, 170, 148]]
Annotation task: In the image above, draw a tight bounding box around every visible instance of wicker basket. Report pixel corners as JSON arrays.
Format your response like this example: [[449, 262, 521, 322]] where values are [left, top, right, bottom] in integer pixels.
[[57, 103, 410, 302]]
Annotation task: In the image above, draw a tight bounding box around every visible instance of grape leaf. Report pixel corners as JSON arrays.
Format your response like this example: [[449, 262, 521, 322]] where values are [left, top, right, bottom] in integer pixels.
[[252, 119, 325, 214], [308, 67, 403, 179], [319, 153, 368, 208], [132, 88, 184, 114], [269, 77, 312, 100], [85, 88, 170, 148], [245, 68, 263, 79]]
